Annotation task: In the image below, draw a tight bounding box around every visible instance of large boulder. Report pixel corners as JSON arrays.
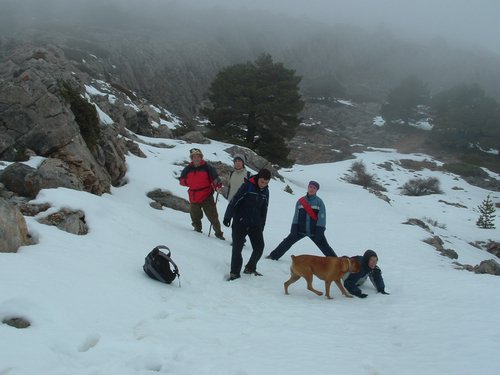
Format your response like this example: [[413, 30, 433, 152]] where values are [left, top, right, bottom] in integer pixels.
[[474, 259, 500, 276], [0, 163, 41, 198], [0, 197, 32, 252], [147, 189, 190, 212], [38, 158, 84, 191]]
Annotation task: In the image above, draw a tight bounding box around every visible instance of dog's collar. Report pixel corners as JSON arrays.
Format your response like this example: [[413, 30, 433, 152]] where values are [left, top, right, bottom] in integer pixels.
[[346, 257, 352, 272]]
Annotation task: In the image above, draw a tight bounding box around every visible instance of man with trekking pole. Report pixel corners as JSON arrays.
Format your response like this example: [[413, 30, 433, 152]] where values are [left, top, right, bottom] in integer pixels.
[[179, 148, 225, 240]]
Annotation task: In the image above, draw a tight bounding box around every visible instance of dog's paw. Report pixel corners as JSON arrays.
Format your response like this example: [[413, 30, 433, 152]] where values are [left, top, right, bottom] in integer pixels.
[[345, 294, 353, 298]]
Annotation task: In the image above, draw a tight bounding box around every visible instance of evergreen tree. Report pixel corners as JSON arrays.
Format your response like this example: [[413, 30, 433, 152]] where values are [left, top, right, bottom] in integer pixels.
[[431, 83, 500, 151], [204, 53, 304, 166], [476, 195, 496, 229], [381, 76, 430, 125]]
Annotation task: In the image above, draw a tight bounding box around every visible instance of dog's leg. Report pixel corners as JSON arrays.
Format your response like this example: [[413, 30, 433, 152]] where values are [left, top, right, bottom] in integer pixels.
[[305, 274, 323, 296], [335, 280, 353, 298], [325, 280, 333, 299], [284, 273, 301, 295]]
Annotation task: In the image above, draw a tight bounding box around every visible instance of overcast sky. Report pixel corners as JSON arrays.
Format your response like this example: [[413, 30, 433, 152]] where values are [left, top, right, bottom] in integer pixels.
[[192, 0, 500, 54]]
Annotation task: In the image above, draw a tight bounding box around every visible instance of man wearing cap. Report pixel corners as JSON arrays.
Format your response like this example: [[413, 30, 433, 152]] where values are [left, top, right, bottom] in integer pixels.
[[179, 148, 225, 240], [266, 180, 337, 260], [226, 154, 250, 202]]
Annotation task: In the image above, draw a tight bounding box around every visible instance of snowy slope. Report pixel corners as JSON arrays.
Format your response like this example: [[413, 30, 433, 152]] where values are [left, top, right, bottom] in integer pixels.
[[1, 136, 499, 375]]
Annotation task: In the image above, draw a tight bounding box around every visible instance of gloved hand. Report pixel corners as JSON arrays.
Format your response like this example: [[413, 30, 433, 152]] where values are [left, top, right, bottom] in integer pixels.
[[223, 218, 231, 227], [379, 290, 390, 295], [353, 292, 368, 298]]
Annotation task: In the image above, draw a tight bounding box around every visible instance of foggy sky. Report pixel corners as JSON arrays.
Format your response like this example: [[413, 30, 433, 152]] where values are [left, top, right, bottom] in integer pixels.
[[2, 0, 499, 55], [191, 0, 500, 55]]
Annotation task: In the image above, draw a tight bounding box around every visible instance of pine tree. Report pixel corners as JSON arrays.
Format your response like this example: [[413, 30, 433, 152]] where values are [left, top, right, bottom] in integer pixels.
[[381, 75, 430, 126], [476, 195, 496, 229], [203, 53, 304, 166]]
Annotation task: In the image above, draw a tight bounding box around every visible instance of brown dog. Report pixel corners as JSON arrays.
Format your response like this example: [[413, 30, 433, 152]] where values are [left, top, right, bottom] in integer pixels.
[[284, 255, 361, 299]]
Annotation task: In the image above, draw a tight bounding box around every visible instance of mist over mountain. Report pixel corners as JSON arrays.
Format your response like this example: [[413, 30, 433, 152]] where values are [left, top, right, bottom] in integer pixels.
[[1, 0, 500, 125]]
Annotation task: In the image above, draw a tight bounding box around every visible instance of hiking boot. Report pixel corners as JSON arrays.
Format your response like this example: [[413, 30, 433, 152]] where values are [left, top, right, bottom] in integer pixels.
[[194, 228, 202, 233], [215, 232, 225, 240], [227, 273, 241, 281], [243, 267, 263, 276], [265, 255, 276, 260]]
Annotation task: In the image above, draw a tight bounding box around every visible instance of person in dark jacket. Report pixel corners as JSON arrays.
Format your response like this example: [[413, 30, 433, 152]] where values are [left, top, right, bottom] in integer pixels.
[[343, 249, 389, 298], [266, 181, 337, 260], [223, 168, 271, 281], [179, 148, 224, 240]]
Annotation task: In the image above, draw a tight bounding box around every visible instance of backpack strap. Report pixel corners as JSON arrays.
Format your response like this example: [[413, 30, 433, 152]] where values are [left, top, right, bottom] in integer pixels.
[[153, 245, 181, 287], [299, 197, 318, 221]]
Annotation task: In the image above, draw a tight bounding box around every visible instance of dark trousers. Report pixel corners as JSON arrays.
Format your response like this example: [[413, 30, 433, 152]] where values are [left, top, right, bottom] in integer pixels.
[[190, 195, 222, 236], [269, 231, 337, 260], [230, 225, 264, 275]]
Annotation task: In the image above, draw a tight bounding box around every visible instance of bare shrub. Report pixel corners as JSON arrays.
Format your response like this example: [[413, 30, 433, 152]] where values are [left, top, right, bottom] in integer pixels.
[[347, 161, 386, 191], [422, 216, 447, 229], [401, 177, 442, 196]]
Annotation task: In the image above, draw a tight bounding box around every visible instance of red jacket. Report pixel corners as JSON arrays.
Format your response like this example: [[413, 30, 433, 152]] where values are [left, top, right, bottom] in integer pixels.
[[179, 160, 222, 203]]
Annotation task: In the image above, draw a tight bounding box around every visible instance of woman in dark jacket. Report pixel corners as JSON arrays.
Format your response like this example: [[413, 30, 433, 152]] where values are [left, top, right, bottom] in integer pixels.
[[223, 169, 271, 281], [344, 249, 389, 298]]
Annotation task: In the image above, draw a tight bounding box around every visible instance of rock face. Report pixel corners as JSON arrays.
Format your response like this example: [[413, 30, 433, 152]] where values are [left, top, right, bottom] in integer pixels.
[[0, 197, 32, 252], [0, 43, 131, 195]]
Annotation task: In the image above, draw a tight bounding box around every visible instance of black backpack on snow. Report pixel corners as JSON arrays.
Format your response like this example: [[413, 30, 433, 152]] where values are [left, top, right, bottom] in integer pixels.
[[143, 245, 180, 286]]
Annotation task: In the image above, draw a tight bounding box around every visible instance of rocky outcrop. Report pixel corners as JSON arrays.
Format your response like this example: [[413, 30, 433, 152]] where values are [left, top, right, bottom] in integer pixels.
[[147, 189, 190, 212], [2, 317, 31, 329], [0, 44, 131, 195], [38, 208, 88, 235], [0, 197, 32, 252], [423, 235, 458, 260], [473, 259, 500, 276]]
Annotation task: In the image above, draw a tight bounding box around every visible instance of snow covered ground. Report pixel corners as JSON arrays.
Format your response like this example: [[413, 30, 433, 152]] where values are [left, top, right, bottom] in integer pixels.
[[1, 136, 499, 375]]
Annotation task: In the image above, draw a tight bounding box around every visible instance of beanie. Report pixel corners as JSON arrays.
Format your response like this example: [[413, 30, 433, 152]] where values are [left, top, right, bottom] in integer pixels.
[[308, 180, 320, 190], [233, 153, 245, 165]]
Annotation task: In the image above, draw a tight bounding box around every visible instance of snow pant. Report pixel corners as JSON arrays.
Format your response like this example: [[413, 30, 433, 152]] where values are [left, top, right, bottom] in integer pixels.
[[190, 195, 223, 236], [268, 231, 337, 260], [230, 225, 265, 275]]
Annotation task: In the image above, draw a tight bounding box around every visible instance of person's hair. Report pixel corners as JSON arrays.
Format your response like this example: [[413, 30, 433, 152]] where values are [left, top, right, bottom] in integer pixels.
[[257, 168, 271, 181]]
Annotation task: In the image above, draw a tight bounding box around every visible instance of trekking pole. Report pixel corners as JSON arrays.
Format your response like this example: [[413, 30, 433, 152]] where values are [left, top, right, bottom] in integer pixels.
[[208, 190, 220, 237]]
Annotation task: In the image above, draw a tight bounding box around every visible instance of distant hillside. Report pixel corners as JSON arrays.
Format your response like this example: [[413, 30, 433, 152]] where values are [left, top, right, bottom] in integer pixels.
[[2, 0, 500, 119]]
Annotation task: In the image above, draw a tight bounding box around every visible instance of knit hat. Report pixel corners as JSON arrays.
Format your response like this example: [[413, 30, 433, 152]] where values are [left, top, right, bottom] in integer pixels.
[[362, 249, 378, 265], [308, 180, 320, 190], [233, 153, 245, 165], [189, 148, 203, 158]]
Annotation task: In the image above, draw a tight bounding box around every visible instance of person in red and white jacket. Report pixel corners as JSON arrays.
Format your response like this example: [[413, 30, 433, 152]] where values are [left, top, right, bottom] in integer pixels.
[[266, 180, 337, 260], [179, 148, 225, 240]]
